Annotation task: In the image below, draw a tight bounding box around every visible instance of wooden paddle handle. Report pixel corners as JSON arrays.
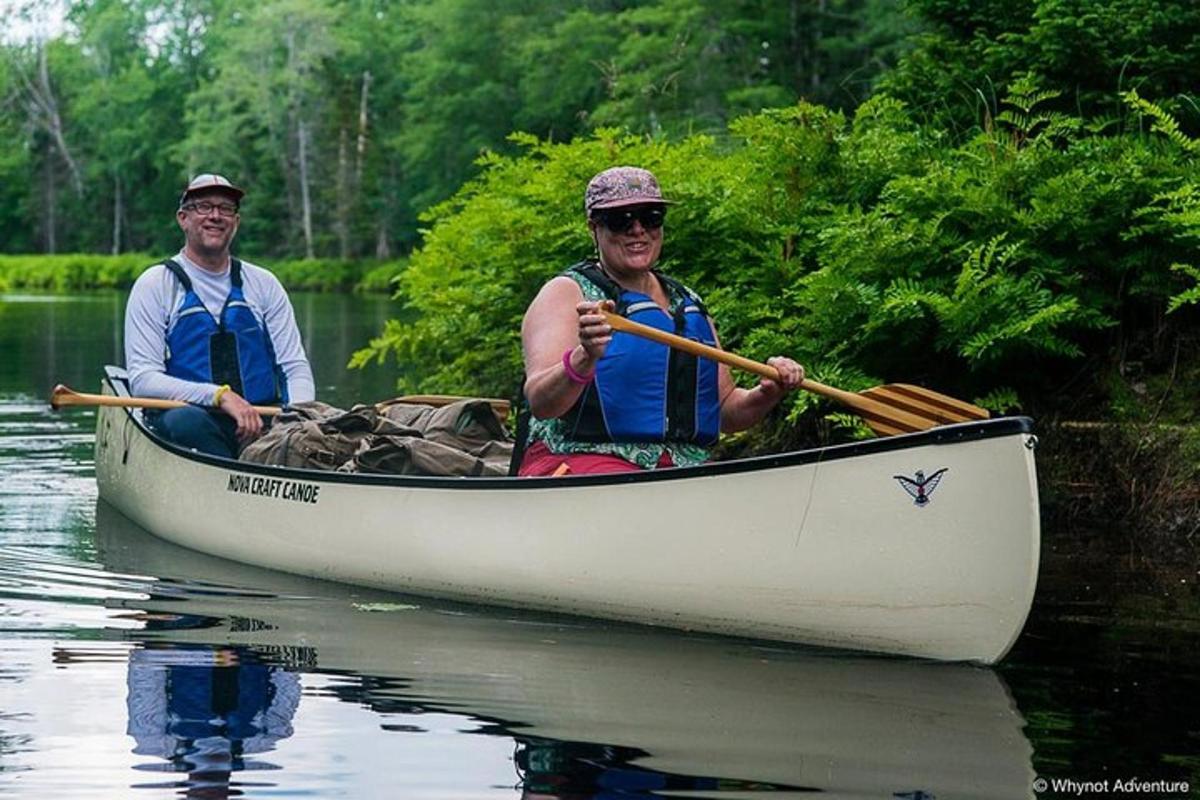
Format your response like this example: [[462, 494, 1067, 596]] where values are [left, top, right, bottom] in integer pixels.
[[50, 384, 282, 416], [599, 311, 899, 415], [601, 311, 781, 380], [600, 310, 852, 394]]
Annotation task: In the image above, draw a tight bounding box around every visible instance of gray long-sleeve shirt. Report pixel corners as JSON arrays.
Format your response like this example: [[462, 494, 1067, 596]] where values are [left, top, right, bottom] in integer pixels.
[[124, 251, 315, 406]]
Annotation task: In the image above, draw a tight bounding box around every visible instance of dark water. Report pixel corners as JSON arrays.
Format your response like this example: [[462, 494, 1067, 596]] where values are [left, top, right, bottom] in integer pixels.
[[1, 292, 1198, 799]]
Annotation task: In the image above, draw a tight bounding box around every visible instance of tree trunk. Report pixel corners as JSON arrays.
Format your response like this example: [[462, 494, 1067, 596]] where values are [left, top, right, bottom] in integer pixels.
[[111, 174, 123, 255], [811, 0, 826, 93], [336, 126, 350, 259], [789, 0, 802, 95], [34, 45, 84, 198], [355, 70, 371, 188], [375, 222, 391, 260], [297, 117, 315, 259], [45, 159, 57, 254], [375, 161, 396, 259]]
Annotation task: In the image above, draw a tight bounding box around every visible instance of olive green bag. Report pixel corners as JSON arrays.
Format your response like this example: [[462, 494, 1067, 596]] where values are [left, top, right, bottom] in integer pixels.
[[239, 399, 513, 476]]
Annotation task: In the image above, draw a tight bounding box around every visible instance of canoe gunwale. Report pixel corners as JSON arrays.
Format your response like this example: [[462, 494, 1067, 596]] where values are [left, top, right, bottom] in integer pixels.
[[100, 365, 1033, 489]]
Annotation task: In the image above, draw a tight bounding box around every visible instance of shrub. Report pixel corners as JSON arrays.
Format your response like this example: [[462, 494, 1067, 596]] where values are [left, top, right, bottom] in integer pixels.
[[0, 254, 401, 293], [352, 85, 1198, 440]]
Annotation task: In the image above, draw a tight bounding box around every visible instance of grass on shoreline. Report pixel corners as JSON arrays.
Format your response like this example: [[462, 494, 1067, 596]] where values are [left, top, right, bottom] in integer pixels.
[[0, 254, 405, 293]]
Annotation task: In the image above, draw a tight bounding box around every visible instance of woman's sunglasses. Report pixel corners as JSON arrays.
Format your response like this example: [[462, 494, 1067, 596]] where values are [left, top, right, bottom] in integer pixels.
[[593, 206, 666, 233]]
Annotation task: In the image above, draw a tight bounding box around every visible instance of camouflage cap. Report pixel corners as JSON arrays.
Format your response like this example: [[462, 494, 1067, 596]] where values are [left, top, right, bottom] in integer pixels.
[[179, 173, 244, 207], [584, 166, 671, 215]]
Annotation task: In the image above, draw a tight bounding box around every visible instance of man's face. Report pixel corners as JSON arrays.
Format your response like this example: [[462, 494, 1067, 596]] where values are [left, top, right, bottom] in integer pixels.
[[177, 189, 240, 258]]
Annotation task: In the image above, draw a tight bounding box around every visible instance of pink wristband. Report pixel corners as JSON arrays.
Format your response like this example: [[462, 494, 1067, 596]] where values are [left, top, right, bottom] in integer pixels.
[[562, 348, 594, 385]]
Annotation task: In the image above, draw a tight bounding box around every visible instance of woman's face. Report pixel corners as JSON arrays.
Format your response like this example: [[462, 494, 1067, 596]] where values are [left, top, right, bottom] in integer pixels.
[[590, 204, 664, 276]]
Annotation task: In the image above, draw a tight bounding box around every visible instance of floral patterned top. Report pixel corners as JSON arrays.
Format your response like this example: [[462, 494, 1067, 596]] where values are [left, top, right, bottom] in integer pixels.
[[526, 266, 713, 470]]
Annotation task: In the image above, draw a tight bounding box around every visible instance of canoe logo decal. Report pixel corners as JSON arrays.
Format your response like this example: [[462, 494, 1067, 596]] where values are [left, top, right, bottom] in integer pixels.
[[893, 468, 948, 507]]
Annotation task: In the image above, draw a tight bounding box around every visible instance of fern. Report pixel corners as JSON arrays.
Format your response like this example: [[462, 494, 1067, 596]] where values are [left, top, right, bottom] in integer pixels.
[[872, 235, 1109, 365], [1123, 90, 1200, 154], [1168, 263, 1200, 313], [975, 387, 1022, 415], [994, 75, 1080, 149]]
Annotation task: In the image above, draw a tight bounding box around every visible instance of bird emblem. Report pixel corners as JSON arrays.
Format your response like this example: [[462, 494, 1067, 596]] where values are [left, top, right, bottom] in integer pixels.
[[893, 468, 949, 507]]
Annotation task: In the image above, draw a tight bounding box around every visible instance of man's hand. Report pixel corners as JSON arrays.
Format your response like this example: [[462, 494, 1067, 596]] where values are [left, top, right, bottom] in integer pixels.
[[217, 390, 264, 441]]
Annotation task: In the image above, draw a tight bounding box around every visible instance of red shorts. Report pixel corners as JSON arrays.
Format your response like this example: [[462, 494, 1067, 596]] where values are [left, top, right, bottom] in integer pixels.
[[517, 441, 674, 476]]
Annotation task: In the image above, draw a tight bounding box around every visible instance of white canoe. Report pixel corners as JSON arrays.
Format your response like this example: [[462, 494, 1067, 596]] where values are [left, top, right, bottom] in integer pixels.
[[94, 366, 1041, 663]]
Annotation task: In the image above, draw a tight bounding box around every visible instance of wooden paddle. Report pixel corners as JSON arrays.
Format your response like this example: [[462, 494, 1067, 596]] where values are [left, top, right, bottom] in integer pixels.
[[51, 384, 282, 416], [599, 311, 989, 436], [50, 385, 512, 423]]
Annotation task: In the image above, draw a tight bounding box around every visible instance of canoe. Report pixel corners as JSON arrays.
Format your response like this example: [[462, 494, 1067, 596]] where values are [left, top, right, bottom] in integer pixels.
[[91, 501, 1037, 799], [93, 365, 1041, 663]]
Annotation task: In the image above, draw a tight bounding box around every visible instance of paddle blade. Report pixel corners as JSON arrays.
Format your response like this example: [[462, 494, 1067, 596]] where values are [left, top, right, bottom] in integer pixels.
[[860, 384, 989, 428]]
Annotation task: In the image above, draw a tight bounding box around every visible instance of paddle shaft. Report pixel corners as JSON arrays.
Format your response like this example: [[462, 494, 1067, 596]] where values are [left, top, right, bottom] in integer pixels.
[[51, 386, 282, 416], [599, 311, 879, 413], [50, 385, 512, 422]]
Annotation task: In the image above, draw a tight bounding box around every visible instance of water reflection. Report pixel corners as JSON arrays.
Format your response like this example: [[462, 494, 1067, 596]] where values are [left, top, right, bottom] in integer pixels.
[[91, 502, 1036, 799], [124, 645, 300, 796]]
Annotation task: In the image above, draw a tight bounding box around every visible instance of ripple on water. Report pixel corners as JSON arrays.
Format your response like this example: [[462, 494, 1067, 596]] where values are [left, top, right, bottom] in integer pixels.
[[0, 546, 146, 636], [0, 399, 98, 539]]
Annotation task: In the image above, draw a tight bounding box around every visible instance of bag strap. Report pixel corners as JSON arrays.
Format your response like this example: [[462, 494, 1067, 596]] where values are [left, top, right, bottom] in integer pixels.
[[507, 394, 532, 476]]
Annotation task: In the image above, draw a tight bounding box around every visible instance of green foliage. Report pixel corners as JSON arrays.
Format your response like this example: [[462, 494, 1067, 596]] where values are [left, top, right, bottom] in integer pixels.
[[875, 235, 1109, 363], [885, 0, 1200, 135], [268, 258, 406, 292], [1124, 90, 1200, 155], [0, 0, 916, 257], [975, 386, 1022, 414], [0, 253, 155, 290], [1122, 93, 1200, 312], [0, 254, 397, 292], [1168, 264, 1200, 313], [351, 129, 722, 396], [2, 0, 1197, 440], [354, 73, 1196, 434]]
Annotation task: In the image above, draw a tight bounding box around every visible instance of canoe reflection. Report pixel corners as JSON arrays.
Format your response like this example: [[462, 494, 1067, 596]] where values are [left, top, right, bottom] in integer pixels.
[[95, 501, 1035, 800]]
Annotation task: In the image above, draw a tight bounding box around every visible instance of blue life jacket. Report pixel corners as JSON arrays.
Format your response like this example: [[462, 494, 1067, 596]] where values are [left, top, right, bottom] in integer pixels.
[[563, 261, 721, 445], [163, 259, 284, 405]]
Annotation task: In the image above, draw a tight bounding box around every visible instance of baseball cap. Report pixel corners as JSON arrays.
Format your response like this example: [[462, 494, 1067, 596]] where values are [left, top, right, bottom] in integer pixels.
[[584, 167, 671, 215], [179, 173, 244, 207]]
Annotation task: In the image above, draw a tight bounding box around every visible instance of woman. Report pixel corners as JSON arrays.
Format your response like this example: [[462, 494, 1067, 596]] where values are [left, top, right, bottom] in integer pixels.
[[518, 166, 804, 476]]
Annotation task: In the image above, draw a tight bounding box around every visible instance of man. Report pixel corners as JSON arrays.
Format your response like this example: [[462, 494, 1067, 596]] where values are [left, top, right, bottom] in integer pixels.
[[124, 173, 315, 458]]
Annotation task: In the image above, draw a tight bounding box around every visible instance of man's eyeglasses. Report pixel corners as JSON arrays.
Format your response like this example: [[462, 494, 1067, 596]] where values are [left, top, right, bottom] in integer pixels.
[[593, 206, 666, 233], [183, 201, 239, 217]]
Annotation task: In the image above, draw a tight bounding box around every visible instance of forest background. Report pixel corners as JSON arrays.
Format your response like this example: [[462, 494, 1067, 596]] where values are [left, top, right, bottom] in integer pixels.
[[1, 0, 1198, 554]]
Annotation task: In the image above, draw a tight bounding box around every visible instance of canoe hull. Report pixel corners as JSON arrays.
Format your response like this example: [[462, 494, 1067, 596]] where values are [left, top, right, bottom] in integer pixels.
[[94, 370, 1040, 663]]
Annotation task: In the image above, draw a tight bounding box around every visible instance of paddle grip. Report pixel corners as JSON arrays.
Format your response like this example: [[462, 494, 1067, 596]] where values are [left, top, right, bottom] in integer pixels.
[[600, 312, 783, 382]]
